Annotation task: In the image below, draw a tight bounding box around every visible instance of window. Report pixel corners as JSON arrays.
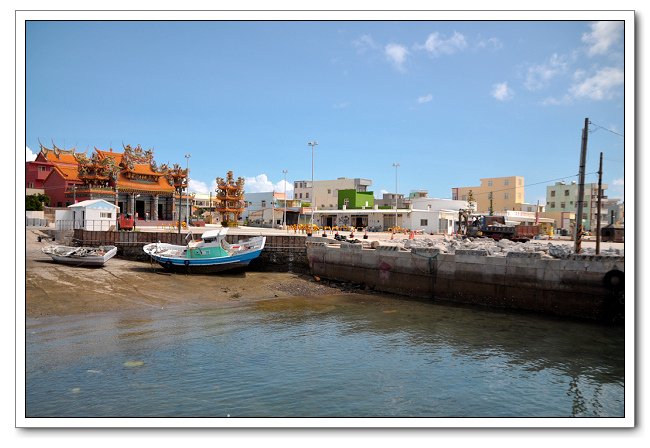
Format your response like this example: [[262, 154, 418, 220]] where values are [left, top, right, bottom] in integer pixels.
[[550, 202, 555, 208], [344, 198, 349, 207], [420, 219, 428, 226], [299, 193, 302, 199], [570, 201, 573, 205], [100, 212, 112, 219], [487, 180, 493, 187], [39, 166, 47, 172], [461, 195, 467, 200], [564, 190, 570, 196], [504, 179, 510, 186], [504, 193, 509, 200], [261, 200, 266, 207], [518, 179, 523, 185], [27, 182, 34, 188], [327, 189, 331, 194], [305, 193, 309, 199], [550, 191, 556, 197], [560, 202, 566, 208]]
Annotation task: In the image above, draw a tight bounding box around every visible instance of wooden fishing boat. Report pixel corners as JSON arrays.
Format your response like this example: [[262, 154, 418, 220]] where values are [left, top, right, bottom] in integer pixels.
[[41, 245, 118, 267], [143, 228, 266, 273]]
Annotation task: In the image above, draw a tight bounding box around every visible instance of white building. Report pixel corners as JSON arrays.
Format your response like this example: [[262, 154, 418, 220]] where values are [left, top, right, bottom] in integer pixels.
[[293, 177, 372, 210], [55, 199, 119, 231]]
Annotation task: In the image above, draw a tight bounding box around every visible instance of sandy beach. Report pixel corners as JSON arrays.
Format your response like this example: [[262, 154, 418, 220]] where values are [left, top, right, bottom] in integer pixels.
[[24, 230, 346, 318]]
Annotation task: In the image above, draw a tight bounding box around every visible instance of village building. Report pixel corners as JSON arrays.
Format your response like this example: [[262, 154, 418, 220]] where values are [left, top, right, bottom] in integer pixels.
[[28, 143, 190, 222]]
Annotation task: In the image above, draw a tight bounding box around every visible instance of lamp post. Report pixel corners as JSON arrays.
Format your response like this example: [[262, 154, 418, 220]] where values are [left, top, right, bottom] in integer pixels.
[[185, 153, 191, 226], [282, 169, 288, 230], [307, 141, 318, 235], [392, 162, 400, 229]]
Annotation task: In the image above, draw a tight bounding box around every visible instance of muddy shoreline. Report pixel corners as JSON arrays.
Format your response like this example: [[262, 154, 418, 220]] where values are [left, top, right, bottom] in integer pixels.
[[24, 230, 355, 318]]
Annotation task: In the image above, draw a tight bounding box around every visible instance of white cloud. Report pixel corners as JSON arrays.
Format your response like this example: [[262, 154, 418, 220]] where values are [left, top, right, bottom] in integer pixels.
[[492, 82, 514, 101], [374, 189, 389, 199], [333, 101, 349, 109], [417, 94, 433, 104], [568, 67, 623, 100], [352, 34, 379, 53], [524, 53, 569, 91], [612, 178, 624, 186], [385, 43, 409, 71], [418, 31, 468, 56], [26, 146, 37, 161], [582, 21, 623, 57], [189, 178, 213, 194], [476, 36, 503, 50], [244, 174, 294, 195]]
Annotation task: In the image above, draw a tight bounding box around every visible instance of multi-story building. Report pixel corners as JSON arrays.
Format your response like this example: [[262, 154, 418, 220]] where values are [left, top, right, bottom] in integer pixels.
[[545, 181, 608, 231], [375, 193, 409, 209], [452, 176, 525, 213], [293, 177, 372, 210], [242, 191, 300, 227]]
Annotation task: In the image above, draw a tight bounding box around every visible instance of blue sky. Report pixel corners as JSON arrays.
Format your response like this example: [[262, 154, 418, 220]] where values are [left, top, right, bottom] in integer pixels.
[[25, 20, 626, 204]]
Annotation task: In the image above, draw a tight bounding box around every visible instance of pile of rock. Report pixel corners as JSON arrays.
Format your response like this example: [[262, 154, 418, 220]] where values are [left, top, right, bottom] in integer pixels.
[[369, 236, 623, 259]]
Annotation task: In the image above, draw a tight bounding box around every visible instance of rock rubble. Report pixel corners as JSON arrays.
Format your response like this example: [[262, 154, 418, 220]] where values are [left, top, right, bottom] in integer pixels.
[[370, 236, 623, 259]]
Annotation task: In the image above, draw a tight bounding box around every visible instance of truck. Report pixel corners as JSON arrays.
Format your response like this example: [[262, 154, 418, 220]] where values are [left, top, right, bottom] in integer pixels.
[[465, 216, 539, 242]]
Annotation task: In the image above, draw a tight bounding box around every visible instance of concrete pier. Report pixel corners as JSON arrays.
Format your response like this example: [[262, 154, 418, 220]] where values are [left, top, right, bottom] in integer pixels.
[[306, 242, 624, 323]]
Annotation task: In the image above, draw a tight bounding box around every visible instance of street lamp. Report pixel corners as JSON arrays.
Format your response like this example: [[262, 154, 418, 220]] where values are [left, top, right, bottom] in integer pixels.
[[307, 141, 318, 235], [282, 169, 288, 230], [185, 153, 191, 225], [393, 162, 400, 229]]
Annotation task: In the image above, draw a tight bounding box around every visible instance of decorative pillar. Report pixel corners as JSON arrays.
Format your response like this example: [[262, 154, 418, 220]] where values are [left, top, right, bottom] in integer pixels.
[[130, 193, 136, 216], [153, 195, 159, 221]]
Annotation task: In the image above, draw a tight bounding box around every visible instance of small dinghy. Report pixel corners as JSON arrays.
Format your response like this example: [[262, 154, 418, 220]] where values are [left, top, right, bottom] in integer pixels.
[[143, 228, 266, 273], [41, 245, 118, 267]]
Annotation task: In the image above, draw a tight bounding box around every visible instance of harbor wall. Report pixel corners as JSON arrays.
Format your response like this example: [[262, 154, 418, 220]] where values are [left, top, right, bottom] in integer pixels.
[[306, 243, 625, 322], [68, 230, 625, 322]]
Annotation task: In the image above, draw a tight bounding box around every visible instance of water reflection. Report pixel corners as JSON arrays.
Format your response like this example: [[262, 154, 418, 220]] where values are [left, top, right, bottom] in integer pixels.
[[26, 293, 624, 418]]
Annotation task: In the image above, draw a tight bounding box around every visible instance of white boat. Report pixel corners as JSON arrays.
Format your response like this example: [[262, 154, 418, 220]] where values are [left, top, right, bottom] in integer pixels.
[[143, 228, 266, 273], [41, 245, 118, 267]]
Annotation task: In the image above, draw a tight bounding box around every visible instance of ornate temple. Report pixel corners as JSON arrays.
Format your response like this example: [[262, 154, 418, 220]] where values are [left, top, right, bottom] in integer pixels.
[[31, 143, 190, 221], [215, 171, 245, 226]]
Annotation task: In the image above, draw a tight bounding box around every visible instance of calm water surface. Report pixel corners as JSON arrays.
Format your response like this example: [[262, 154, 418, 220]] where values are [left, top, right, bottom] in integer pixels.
[[26, 294, 625, 418]]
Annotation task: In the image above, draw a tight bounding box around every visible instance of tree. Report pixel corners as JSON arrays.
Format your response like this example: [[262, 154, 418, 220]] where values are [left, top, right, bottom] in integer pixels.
[[25, 194, 49, 211]]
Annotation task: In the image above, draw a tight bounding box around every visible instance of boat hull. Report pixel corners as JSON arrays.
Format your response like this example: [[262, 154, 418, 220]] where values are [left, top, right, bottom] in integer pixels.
[[147, 248, 264, 273], [42, 246, 118, 267]]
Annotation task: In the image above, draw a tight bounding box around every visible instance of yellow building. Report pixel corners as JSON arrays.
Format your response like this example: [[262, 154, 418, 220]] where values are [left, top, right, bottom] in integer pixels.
[[452, 176, 525, 213]]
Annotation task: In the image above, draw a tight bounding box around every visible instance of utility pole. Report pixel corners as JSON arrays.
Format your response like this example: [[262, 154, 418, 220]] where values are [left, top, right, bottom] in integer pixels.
[[596, 151, 603, 254], [282, 169, 288, 230], [72, 184, 76, 203], [393, 162, 400, 229], [575, 117, 589, 254], [307, 141, 318, 235], [488, 192, 493, 216], [535, 200, 540, 225], [185, 153, 191, 226]]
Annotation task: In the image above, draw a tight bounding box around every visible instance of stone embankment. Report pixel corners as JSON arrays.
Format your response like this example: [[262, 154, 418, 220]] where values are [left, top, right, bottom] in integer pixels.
[[306, 236, 625, 323]]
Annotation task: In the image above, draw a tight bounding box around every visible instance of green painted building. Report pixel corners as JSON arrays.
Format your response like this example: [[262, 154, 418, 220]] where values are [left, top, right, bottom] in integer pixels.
[[338, 189, 375, 209]]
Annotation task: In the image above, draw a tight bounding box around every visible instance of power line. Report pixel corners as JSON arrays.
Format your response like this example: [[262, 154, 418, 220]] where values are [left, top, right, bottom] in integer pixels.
[[461, 174, 581, 198], [589, 121, 624, 138]]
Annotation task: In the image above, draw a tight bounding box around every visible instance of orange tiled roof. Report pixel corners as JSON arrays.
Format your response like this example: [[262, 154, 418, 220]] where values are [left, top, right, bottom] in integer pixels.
[[41, 150, 78, 165], [51, 164, 80, 182], [117, 173, 174, 193], [95, 149, 123, 165], [130, 163, 158, 176]]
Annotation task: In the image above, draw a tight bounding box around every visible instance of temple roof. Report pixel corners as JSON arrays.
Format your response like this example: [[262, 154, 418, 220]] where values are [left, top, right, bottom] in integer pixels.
[[51, 164, 81, 182], [116, 173, 174, 193]]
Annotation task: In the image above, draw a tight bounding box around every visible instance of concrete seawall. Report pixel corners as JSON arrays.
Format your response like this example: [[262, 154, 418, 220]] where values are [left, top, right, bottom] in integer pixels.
[[306, 242, 625, 323]]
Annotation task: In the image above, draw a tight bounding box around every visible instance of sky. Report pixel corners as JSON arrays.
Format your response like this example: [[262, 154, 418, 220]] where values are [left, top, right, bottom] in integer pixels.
[[24, 19, 626, 205]]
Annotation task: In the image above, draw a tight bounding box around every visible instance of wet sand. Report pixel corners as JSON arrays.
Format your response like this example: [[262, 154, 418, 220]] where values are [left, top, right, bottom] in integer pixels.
[[24, 230, 346, 318]]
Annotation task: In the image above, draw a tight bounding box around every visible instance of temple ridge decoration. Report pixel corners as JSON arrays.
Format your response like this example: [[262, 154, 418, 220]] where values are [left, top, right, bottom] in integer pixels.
[[215, 171, 245, 227]]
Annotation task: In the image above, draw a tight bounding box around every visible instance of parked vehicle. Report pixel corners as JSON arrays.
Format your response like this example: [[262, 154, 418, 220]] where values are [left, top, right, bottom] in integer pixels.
[[465, 216, 539, 242]]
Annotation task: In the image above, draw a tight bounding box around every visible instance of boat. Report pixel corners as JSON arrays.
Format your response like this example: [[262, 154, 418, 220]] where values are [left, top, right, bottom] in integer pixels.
[[41, 245, 118, 267], [142, 228, 266, 273]]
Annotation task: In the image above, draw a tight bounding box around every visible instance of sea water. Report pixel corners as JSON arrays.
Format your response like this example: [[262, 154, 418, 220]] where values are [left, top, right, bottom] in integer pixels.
[[25, 294, 625, 418]]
